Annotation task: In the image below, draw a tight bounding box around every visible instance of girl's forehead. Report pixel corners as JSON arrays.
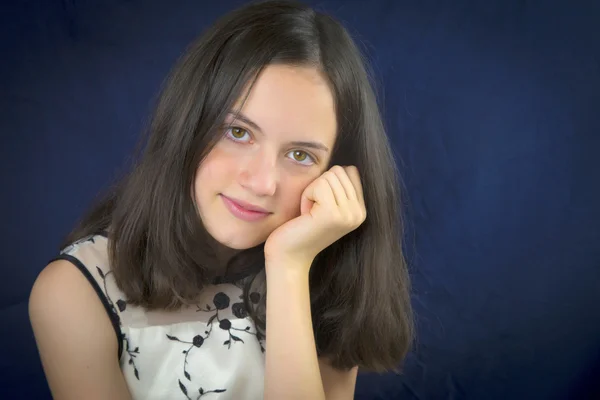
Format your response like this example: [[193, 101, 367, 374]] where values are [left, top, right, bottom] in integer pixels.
[[229, 64, 337, 144]]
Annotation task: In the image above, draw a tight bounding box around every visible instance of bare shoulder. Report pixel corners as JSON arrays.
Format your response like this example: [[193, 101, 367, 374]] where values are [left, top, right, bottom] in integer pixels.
[[29, 259, 131, 400], [29, 259, 112, 337]]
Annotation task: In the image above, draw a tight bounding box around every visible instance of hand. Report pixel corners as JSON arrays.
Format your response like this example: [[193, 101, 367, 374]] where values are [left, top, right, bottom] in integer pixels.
[[264, 165, 367, 274]]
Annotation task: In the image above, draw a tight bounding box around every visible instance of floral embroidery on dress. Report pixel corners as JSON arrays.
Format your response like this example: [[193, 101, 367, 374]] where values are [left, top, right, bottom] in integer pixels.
[[93, 264, 139, 379], [178, 382, 226, 400], [123, 333, 141, 380], [60, 235, 267, 398], [167, 291, 264, 398]]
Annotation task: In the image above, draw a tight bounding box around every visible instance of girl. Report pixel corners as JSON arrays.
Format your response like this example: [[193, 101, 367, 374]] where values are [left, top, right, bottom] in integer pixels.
[[29, 1, 413, 399]]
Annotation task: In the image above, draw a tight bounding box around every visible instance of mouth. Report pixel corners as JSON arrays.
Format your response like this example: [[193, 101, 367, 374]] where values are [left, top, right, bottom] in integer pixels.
[[220, 194, 271, 222]]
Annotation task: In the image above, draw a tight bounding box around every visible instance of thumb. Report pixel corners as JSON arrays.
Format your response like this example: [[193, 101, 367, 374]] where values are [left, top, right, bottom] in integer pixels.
[[300, 179, 319, 215], [300, 189, 315, 216]]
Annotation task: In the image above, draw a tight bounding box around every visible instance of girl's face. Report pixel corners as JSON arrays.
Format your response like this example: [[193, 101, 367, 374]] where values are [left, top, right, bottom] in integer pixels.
[[194, 64, 337, 250]]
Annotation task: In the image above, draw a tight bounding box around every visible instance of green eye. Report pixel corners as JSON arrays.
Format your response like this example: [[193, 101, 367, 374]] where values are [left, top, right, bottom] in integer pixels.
[[287, 150, 315, 166], [292, 151, 308, 161], [231, 127, 247, 138]]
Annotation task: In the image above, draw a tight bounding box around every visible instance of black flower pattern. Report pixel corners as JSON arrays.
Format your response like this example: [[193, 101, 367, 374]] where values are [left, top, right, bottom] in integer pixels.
[[123, 333, 140, 380], [178, 379, 226, 400], [116, 299, 127, 312], [249, 292, 261, 304], [166, 334, 208, 382], [231, 302, 248, 318], [64, 235, 268, 398], [166, 291, 265, 397], [195, 292, 262, 350], [95, 266, 135, 378], [96, 266, 128, 316]]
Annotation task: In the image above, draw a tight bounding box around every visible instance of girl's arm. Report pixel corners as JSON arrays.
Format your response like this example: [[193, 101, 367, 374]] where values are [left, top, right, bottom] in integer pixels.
[[29, 260, 132, 400], [264, 258, 357, 400]]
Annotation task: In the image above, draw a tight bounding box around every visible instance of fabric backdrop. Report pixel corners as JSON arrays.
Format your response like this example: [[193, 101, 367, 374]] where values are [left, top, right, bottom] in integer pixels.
[[1, 0, 599, 398]]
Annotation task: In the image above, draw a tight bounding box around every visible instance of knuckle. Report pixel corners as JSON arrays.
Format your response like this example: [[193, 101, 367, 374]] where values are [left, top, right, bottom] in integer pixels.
[[317, 176, 330, 187], [354, 209, 366, 225], [330, 165, 345, 175], [321, 171, 334, 181]]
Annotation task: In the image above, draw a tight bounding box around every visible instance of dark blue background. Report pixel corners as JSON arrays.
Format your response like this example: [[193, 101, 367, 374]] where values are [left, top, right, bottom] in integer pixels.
[[1, 0, 599, 398]]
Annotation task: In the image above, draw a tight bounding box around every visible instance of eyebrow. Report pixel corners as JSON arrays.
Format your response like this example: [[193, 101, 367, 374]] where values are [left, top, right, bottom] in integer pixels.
[[227, 111, 330, 153]]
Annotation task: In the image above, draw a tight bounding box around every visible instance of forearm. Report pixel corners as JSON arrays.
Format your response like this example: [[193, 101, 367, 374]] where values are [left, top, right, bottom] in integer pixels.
[[264, 259, 325, 400]]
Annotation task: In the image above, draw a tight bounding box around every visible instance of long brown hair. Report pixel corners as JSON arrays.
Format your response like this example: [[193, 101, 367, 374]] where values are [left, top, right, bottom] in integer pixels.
[[64, 0, 413, 373]]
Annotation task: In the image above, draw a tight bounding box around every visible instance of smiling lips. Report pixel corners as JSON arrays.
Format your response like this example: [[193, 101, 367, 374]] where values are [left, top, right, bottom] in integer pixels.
[[220, 194, 271, 222]]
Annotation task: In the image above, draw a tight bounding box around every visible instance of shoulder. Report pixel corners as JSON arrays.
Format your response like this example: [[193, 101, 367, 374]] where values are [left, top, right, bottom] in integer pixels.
[[29, 259, 129, 399], [29, 258, 108, 322], [29, 258, 119, 355]]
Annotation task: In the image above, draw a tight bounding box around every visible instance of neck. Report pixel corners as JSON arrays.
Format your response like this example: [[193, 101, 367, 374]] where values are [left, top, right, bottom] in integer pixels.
[[203, 232, 240, 272]]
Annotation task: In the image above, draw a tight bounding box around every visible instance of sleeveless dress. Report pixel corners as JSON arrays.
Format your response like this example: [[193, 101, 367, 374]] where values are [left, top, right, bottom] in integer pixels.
[[52, 233, 266, 399]]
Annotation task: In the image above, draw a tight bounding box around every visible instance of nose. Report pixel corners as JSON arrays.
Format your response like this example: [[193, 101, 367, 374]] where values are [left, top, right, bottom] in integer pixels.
[[237, 150, 278, 197]]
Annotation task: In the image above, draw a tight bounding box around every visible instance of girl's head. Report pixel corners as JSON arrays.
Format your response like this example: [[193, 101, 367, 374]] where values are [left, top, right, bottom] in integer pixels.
[[146, 0, 386, 255], [68, 0, 413, 372], [194, 64, 336, 251]]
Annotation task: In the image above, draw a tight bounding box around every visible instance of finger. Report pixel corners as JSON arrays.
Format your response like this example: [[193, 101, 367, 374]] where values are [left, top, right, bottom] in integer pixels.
[[302, 175, 336, 213], [321, 169, 350, 207], [330, 165, 357, 202], [344, 166, 365, 208], [300, 178, 319, 215]]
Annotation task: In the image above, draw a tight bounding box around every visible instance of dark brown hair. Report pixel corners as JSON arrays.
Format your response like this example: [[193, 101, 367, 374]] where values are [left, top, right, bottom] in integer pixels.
[[64, 0, 413, 373]]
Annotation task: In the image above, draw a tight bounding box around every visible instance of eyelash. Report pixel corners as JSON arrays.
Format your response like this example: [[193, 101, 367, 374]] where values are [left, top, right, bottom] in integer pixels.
[[223, 126, 317, 166]]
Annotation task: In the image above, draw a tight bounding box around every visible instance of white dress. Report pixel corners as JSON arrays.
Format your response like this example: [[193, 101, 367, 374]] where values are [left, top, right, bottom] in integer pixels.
[[57, 234, 266, 399]]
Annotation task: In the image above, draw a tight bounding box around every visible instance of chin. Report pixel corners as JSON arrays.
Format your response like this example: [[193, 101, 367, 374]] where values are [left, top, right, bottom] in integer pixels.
[[215, 231, 268, 251], [228, 242, 266, 252]]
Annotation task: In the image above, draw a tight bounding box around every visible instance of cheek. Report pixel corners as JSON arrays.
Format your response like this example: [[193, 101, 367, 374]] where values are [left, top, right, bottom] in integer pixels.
[[196, 159, 217, 184], [278, 178, 314, 218], [194, 148, 236, 198]]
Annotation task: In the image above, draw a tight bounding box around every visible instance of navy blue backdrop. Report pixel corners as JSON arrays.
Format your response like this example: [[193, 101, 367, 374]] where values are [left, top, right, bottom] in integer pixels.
[[1, 0, 599, 399]]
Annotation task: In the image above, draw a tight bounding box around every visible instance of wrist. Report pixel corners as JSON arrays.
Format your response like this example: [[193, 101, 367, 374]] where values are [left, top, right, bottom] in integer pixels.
[[264, 255, 314, 278]]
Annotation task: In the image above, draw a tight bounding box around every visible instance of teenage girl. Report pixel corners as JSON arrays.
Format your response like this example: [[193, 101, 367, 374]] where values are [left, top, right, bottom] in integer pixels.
[[29, 1, 413, 399]]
